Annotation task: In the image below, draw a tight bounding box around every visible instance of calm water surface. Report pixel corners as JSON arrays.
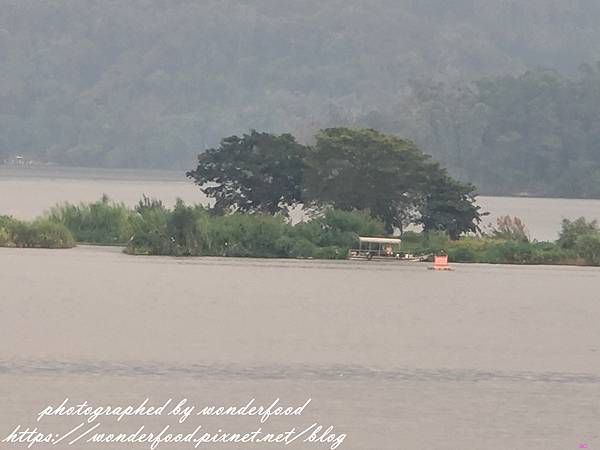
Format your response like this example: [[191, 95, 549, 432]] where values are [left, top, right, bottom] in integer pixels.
[[1, 245, 600, 449]]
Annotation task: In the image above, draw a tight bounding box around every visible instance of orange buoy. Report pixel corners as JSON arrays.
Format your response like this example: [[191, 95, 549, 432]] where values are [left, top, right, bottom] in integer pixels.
[[431, 254, 452, 271]]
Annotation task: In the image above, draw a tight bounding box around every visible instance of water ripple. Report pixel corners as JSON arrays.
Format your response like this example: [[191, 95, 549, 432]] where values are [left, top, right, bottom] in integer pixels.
[[1, 359, 599, 384]]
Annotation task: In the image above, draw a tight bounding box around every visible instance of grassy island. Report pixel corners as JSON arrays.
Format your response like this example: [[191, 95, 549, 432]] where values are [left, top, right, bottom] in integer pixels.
[[2, 195, 592, 267], [2, 128, 600, 266], [45, 196, 385, 259]]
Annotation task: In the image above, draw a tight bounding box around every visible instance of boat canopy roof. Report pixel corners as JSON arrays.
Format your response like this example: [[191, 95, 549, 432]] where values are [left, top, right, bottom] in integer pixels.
[[358, 236, 401, 245]]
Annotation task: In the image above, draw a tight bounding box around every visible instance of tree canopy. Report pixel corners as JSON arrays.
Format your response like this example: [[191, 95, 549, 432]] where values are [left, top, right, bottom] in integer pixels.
[[186, 131, 306, 215], [188, 127, 483, 237], [416, 175, 482, 239], [304, 128, 434, 233]]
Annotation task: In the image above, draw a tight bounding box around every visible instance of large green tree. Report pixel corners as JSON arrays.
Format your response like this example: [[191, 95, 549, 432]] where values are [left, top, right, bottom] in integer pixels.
[[186, 130, 307, 215], [304, 128, 423, 233], [304, 127, 481, 235], [189, 127, 483, 237], [416, 175, 483, 239]]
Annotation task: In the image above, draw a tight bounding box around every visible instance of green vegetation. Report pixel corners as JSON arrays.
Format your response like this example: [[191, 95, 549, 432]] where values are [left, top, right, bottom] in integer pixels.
[[304, 128, 482, 237], [557, 217, 600, 265], [0, 216, 75, 249], [485, 216, 531, 242], [23, 194, 384, 257], [401, 216, 600, 266], [127, 199, 384, 258], [186, 131, 306, 215], [188, 128, 484, 237], [47, 195, 132, 244], [4, 195, 600, 268], [402, 232, 578, 266]]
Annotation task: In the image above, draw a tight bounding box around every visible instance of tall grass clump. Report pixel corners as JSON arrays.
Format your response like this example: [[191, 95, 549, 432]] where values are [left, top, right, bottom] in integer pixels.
[[486, 215, 530, 242], [129, 198, 298, 257], [129, 198, 213, 256], [48, 194, 133, 244]]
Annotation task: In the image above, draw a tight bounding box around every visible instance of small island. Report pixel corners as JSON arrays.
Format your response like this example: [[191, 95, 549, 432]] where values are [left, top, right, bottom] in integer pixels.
[[2, 128, 600, 267]]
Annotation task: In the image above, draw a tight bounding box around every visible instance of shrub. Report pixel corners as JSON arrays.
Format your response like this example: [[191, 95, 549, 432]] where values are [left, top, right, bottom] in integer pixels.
[[427, 235, 573, 265], [0, 226, 9, 246], [558, 217, 598, 249], [285, 237, 320, 258], [422, 231, 451, 254], [293, 208, 385, 250], [575, 232, 600, 265], [495, 241, 535, 263], [529, 241, 573, 264], [448, 245, 477, 262], [0, 216, 75, 249], [210, 213, 291, 258], [27, 219, 76, 248]]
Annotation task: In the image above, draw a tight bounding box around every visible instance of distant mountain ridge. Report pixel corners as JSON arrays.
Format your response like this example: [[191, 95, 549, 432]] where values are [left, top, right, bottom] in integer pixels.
[[2, 0, 600, 196]]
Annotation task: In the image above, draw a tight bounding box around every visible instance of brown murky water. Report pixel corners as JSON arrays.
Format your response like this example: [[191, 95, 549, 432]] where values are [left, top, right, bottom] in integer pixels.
[[1, 244, 600, 449]]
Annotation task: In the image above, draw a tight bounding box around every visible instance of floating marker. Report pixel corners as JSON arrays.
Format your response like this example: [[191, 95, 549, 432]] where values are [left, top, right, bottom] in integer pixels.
[[431, 254, 452, 271]]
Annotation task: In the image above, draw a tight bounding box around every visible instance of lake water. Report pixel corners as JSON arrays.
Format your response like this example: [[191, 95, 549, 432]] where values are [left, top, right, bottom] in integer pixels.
[[3, 166, 600, 240], [1, 246, 600, 449], [2, 167, 600, 449]]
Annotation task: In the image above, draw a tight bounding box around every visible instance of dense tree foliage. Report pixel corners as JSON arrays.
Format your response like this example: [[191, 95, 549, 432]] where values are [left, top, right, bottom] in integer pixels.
[[305, 128, 444, 233], [188, 127, 483, 237], [4, 0, 600, 200], [305, 128, 482, 237], [416, 175, 482, 239], [186, 131, 306, 215], [304, 128, 435, 232]]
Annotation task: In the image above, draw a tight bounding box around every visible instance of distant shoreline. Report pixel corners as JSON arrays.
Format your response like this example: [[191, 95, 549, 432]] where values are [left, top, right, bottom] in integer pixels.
[[0, 164, 186, 182], [3, 164, 600, 203]]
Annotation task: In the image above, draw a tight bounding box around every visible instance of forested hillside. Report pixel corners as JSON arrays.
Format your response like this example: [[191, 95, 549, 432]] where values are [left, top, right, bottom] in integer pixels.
[[359, 67, 600, 197], [2, 0, 600, 196]]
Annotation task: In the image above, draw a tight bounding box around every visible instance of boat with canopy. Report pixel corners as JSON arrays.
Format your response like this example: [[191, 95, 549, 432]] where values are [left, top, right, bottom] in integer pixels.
[[347, 236, 428, 261]]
